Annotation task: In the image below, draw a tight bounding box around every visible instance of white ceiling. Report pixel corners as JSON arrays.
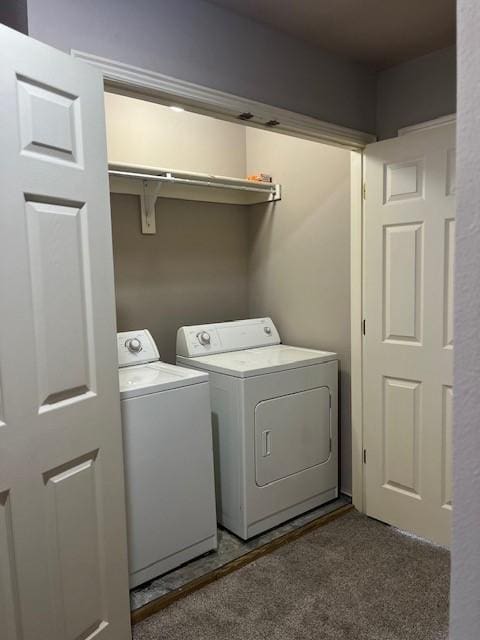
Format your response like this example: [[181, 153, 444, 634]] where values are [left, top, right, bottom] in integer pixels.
[[208, 0, 456, 69]]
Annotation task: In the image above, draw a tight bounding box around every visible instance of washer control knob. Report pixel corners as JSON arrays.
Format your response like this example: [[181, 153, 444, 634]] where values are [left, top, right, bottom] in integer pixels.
[[264, 326, 272, 335], [126, 338, 142, 353], [197, 331, 211, 346]]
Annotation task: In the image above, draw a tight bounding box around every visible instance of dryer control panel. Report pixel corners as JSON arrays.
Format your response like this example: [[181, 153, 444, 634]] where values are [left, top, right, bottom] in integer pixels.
[[117, 329, 160, 368], [176, 318, 280, 357]]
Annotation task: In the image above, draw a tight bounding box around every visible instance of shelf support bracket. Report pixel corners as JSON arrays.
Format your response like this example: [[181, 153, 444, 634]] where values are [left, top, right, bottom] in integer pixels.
[[269, 184, 282, 202], [140, 179, 163, 234]]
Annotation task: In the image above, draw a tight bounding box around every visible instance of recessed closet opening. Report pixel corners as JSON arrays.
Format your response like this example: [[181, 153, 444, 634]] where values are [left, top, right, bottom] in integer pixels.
[[105, 90, 353, 487]]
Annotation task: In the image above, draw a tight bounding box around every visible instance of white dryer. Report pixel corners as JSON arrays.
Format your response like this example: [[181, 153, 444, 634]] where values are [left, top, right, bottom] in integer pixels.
[[118, 330, 217, 587], [176, 318, 338, 539]]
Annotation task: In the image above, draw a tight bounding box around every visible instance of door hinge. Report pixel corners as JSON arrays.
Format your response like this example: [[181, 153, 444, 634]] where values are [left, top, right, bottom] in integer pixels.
[[362, 319, 366, 335], [363, 449, 367, 464], [363, 182, 367, 200]]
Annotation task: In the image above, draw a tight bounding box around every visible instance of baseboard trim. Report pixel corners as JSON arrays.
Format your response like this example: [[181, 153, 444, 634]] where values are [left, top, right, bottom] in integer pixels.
[[131, 502, 354, 625]]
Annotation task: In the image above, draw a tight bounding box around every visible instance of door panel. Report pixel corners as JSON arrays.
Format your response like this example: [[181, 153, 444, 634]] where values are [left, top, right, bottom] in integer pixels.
[[383, 222, 423, 343], [44, 454, 104, 640], [383, 377, 421, 497], [441, 385, 453, 510], [444, 219, 455, 348], [0, 25, 131, 639], [17, 75, 83, 165], [26, 200, 94, 407], [364, 123, 455, 546], [384, 158, 424, 203], [0, 491, 21, 640]]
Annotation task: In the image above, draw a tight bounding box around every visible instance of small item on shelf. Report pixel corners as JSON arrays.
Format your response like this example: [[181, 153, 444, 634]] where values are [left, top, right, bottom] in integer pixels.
[[247, 173, 273, 183]]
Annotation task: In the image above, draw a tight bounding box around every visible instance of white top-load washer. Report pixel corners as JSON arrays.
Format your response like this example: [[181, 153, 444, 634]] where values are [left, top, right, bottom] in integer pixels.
[[176, 318, 338, 539], [118, 330, 217, 588]]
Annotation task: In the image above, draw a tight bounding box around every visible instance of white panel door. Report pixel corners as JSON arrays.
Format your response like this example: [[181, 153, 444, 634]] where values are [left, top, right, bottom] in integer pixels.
[[0, 25, 131, 639], [364, 123, 455, 546]]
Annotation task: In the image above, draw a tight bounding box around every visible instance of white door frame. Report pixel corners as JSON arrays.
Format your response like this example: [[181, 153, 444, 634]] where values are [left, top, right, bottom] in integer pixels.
[[350, 150, 365, 509]]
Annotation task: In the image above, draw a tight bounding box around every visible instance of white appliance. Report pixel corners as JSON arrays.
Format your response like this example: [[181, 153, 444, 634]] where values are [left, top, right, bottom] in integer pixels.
[[176, 318, 338, 540], [118, 329, 217, 587]]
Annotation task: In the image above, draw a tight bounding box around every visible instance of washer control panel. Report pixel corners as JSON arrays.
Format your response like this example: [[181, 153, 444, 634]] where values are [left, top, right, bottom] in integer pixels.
[[176, 318, 280, 357], [117, 329, 160, 368]]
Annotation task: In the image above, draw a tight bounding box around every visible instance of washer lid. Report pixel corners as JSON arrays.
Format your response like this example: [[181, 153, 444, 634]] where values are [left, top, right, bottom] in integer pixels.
[[177, 344, 337, 378], [119, 362, 208, 399]]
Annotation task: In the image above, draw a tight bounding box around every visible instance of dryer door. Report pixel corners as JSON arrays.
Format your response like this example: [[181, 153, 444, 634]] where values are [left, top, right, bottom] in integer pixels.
[[254, 386, 331, 487]]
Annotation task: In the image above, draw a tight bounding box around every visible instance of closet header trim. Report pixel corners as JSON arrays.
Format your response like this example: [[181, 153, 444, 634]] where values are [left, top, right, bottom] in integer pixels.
[[72, 50, 376, 151]]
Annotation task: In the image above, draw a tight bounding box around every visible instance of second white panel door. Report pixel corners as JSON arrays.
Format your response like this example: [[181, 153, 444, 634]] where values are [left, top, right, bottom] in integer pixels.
[[363, 123, 455, 546]]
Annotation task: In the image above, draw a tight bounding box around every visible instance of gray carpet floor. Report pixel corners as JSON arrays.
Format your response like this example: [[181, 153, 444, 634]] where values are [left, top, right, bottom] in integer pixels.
[[133, 511, 450, 640]]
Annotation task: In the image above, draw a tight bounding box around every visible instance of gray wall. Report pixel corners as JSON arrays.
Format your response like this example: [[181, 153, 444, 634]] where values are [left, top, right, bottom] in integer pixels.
[[26, 0, 376, 134], [26, 0, 456, 139], [105, 92, 246, 178], [246, 128, 352, 493], [450, 2, 480, 639], [0, 0, 28, 33], [376, 46, 456, 140], [111, 195, 249, 364]]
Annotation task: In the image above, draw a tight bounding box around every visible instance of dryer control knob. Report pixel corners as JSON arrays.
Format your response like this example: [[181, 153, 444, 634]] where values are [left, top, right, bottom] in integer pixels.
[[264, 327, 272, 335], [197, 331, 211, 346], [126, 338, 142, 353]]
